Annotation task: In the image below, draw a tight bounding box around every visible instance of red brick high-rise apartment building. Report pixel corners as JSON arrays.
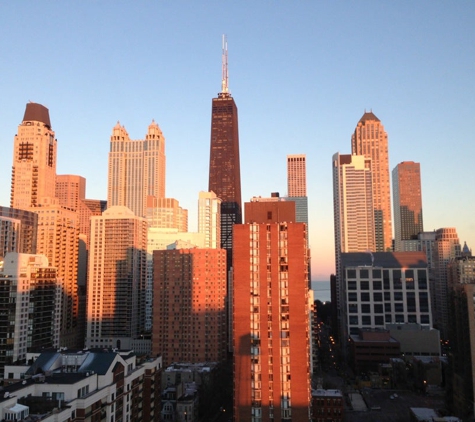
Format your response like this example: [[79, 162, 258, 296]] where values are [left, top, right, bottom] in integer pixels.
[[233, 201, 311, 421], [152, 248, 227, 367]]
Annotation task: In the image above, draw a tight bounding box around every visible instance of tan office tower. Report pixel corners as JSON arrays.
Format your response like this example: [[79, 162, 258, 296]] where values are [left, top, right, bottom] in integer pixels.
[[86, 206, 147, 350], [10, 103, 57, 210], [146, 197, 187, 231], [351, 112, 392, 251], [198, 191, 221, 248], [108, 120, 165, 217], [34, 197, 80, 348], [287, 154, 307, 197], [55, 174, 86, 211], [152, 247, 227, 367], [392, 162, 424, 251], [233, 220, 311, 421]]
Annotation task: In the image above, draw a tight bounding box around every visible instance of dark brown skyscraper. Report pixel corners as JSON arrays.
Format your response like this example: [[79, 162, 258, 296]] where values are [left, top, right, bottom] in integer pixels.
[[208, 36, 242, 269], [392, 161, 424, 251]]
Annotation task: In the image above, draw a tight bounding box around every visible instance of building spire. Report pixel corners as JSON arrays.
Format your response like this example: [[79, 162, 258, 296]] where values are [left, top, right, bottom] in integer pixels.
[[221, 34, 229, 95]]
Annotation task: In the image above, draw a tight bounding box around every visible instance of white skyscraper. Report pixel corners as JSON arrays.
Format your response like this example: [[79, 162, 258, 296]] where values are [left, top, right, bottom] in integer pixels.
[[198, 191, 221, 249]]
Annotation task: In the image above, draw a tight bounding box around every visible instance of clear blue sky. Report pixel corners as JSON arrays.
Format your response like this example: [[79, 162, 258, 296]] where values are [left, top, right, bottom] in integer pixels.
[[1, 2, 474, 280]]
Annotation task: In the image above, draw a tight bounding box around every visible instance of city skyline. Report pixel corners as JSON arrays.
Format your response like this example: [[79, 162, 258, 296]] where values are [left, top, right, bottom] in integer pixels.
[[0, 2, 474, 280]]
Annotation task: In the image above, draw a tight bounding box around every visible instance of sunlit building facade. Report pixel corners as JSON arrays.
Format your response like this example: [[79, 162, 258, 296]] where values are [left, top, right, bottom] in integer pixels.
[[393, 161, 424, 251], [86, 206, 147, 350], [351, 111, 392, 252], [146, 196, 187, 231], [10, 103, 57, 210], [198, 191, 221, 249], [0, 253, 60, 376], [287, 154, 307, 197], [34, 197, 80, 348], [108, 120, 165, 218], [152, 247, 227, 367], [55, 174, 86, 211], [233, 220, 311, 421], [0, 206, 38, 257]]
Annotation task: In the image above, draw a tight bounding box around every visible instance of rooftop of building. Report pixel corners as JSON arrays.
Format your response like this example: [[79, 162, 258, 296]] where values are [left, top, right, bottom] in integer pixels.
[[341, 251, 427, 269], [164, 362, 216, 373], [25, 348, 137, 377], [358, 110, 380, 123], [312, 388, 343, 398], [23, 102, 51, 129]]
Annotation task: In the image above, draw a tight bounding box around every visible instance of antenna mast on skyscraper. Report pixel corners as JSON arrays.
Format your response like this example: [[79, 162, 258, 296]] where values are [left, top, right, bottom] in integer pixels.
[[221, 34, 229, 95]]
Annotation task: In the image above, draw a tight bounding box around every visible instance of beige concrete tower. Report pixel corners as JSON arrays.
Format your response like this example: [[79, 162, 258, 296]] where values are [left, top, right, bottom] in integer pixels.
[[287, 154, 307, 197], [11, 103, 57, 210], [351, 112, 392, 251], [34, 197, 80, 348], [108, 120, 165, 217], [86, 206, 148, 350], [55, 174, 86, 211]]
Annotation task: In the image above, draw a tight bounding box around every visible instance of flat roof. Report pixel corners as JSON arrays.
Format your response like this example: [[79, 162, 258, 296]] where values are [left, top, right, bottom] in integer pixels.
[[341, 252, 427, 269]]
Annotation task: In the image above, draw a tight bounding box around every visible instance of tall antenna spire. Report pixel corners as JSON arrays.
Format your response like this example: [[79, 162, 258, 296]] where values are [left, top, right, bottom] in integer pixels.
[[221, 34, 229, 94]]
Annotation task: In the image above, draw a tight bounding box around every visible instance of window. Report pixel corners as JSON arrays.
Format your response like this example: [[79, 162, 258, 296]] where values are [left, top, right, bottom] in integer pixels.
[[348, 304, 358, 314], [360, 269, 369, 279], [348, 292, 357, 302], [360, 281, 369, 290], [375, 316, 384, 326], [395, 303, 404, 312], [361, 304, 371, 313], [383, 270, 390, 289], [374, 304, 383, 314], [347, 269, 356, 279], [348, 280, 357, 290], [420, 314, 430, 324], [418, 270, 428, 289], [349, 315, 358, 325], [373, 280, 382, 290], [373, 292, 383, 302], [362, 316, 371, 325], [361, 292, 370, 302]]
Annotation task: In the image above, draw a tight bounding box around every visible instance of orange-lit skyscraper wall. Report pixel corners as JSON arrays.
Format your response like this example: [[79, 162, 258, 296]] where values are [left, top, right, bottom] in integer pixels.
[[108, 121, 165, 218], [55, 174, 86, 211], [287, 154, 307, 197], [152, 248, 227, 367], [86, 206, 147, 349], [351, 111, 392, 252], [233, 219, 311, 421], [392, 161, 424, 251], [10, 103, 57, 210]]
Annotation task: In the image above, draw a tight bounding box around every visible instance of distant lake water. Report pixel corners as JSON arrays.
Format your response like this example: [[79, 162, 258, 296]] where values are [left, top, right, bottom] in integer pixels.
[[311, 280, 331, 303]]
